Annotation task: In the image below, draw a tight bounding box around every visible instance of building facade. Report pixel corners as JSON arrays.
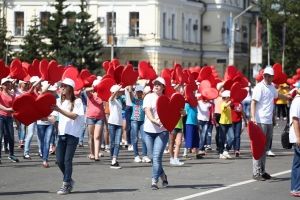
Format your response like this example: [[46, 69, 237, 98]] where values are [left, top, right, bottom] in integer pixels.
[[2, 0, 256, 74]]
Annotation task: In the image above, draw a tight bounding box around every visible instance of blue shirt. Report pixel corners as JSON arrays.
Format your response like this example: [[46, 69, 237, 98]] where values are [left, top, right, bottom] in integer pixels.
[[131, 98, 145, 121], [185, 103, 198, 125]]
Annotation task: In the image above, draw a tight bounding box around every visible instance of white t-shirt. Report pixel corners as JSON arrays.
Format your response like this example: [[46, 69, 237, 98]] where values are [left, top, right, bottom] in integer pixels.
[[108, 98, 123, 126], [143, 92, 167, 133], [124, 89, 133, 106], [37, 111, 56, 125], [197, 100, 211, 121], [252, 81, 278, 124], [289, 95, 300, 143], [55, 98, 85, 138]]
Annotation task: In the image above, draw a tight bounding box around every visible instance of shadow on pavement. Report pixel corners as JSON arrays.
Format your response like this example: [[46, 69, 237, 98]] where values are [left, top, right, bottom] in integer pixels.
[[0, 190, 49, 195], [72, 188, 138, 194]]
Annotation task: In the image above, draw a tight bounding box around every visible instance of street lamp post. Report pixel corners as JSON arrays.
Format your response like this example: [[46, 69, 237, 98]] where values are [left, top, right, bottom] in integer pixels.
[[228, 5, 254, 66]]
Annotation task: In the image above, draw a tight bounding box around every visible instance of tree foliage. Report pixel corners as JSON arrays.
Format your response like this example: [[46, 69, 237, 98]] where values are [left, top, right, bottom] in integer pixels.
[[258, 0, 300, 75], [0, 17, 12, 63]]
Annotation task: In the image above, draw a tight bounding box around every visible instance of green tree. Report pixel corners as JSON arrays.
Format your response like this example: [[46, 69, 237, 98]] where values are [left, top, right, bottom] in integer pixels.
[[17, 16, 48, 62], [258, 0, 300, 75], [0, 17, 12, 63], [66, 0, 103, 72], [44, 0, 70, 64]]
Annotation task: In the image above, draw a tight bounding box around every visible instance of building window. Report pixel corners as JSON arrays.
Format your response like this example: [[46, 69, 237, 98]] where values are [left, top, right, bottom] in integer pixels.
[[40, 12, 50, 29], [162, 12, 166, 39], [194, 19, 198, 43], [107, 12, 116, 44], [129, 12, 139, 37], [66, 12, 76, 26], [15, 12, 24, 36], [171, 14, 175, 40], [188, 18, 192, 42]]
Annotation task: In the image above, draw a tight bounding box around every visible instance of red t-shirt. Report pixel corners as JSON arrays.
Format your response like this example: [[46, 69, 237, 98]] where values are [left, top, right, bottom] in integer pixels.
[[231, 102, 243, 123], [0, 91, 15, 117]]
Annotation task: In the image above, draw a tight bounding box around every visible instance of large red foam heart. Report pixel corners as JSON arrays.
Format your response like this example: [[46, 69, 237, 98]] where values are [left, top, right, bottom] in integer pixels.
[[80, 69, 95, 87], [198, 66, 212, 82], [138, 61, 157, 80], [247, 121, 266, 160], [111, 58, 120, 68], [121, 65, 138, 87], [224, 65, 237, 81], [10, 59, 27, 80], [96, 78, 116, 101], [164, 85, 176, 98], [102, 61, 110, 72], [62, 66, 79, 81], [223, 79, 234, 90], [161, 68, 172, 85], [199, 80, 211, 93], [185, 84, 197, 107], [29, 59, 41, 77], [201, 88, 218, 100], [48, 60, 65, 85], [157, 93, 185, 132], [39, 59, 49, 80], [114, 65, 124, 84], [107, 65, 115, 78], [13, 92, 56, 126], [230, 82, 248, 103], [0, 59, 9, 80]]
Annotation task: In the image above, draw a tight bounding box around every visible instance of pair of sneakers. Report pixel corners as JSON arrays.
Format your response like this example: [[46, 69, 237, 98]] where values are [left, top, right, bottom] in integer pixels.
[[57, 179, 75, 195], [170, 157, 184, 166], [151, 174, 168, 190]]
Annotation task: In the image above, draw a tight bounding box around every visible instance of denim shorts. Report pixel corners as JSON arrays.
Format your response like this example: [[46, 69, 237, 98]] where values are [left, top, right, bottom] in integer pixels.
[[86, 117, 104, 125]]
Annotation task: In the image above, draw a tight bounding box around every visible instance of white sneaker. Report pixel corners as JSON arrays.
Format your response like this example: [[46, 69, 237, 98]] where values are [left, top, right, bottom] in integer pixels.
[[134, 156, 142, 163], [223, 151, 232, 159], [219, 154, 227, 159], [164, 149, 169, 154], [99, 152, 104, 157], [172, 158, 184, 166], [170, 157, 175, 164], [128, 145, 133, 151], [142, 156, 151, 163], [266, 150, 276, 157]]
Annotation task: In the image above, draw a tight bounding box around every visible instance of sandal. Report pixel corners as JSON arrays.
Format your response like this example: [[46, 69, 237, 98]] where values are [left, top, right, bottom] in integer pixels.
[[88, 154, 95, 160]]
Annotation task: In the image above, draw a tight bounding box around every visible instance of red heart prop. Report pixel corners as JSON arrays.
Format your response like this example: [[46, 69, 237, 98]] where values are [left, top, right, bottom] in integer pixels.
[[161, 68, 172, 85], [13, 92, 56, 126], [96, 78, 116, 101], [230, 82, 248, 103], [164, 85, 176, 98], [247, 121, 266, 160], [79, 69, 95, 87], [185, 84, 197, 107], [0, 59, 9, 80], [10, 59, 28, 80], [30, 59, 41, 77], [39, 59, 49, 80], [107, 65, 115, 78], [114, 65, 124, 84], [102, 61, 110, 72], [157, 93, 185, 132], [199, 80, 211, 93], [223, 79, 234, 90], [62, 66, 79, 81], [47, 60, 65, 85], [189, 66, 201, 73], [138, 61, 157, 80], [224, 65, 237, 81], [111, 59, 120, 68], [198, 66, 212, 82], [201, 88, 218, 100], [121, 65, 138, 87], [75, 77, 84, 91]]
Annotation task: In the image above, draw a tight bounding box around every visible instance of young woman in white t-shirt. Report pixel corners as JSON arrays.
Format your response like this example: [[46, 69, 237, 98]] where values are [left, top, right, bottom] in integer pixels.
[[52, 78, 84, 195]]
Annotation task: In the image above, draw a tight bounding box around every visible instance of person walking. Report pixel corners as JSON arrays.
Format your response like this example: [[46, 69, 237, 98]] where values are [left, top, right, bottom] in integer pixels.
[[143, 77, 169, 190], [52, 78, 85, 195]]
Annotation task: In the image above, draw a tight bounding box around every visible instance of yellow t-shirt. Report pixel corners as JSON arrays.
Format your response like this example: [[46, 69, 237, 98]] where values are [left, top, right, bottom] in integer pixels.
[[219, 101, 232, 125], [276, 88, 289, 104]]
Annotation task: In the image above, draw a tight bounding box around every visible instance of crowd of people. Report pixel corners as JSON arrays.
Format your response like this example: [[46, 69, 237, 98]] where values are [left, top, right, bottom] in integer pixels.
[[0, 66, 299, 196]]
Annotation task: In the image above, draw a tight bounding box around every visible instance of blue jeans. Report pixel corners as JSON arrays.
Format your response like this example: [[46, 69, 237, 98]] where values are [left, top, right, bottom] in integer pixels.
[[144, 131, 169, 182], [24, 122, 38, 155], [291, 145, 300, 192], [18, 123, 26, 141], [130, 120, 147, 157], [0, 115, 14, 157], [219, 124, 234, 154], [232, 121, 242, 151], [37, 124, 54, 161], [206, 122, 213, 146], [198, 120, 209, 150], [108, 124, 122, 158], [50, 123, 58, 146], [125, 106, 133, 145], [56, 134, 79, 183]]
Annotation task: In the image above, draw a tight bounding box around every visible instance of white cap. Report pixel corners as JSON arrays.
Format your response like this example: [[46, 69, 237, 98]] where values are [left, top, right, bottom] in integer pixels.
[[110, 84, 124, 93], [152, 77, 166, 86], [135, 85, 144, 92], [29, 76, 40, 83], [1, 77, 13, 85], [263, 67, 274, 76], [221, 90, 231, 97], [48, 84, 58, 91], [216, 82, 224, 91], [92, 79, 101, 87], [62, 78, 75, 89]]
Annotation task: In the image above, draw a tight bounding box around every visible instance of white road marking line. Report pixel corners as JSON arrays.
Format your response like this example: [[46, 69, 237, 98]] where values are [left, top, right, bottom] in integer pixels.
[[173, 170, 291, 200]]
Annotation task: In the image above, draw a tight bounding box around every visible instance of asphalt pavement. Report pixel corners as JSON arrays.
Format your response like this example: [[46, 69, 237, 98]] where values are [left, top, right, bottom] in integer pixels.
[[0, 119, 296, 200]]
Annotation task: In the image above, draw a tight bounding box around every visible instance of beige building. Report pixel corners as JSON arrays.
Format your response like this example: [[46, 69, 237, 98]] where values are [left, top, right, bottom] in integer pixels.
[[1, 0, 256, 74]]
